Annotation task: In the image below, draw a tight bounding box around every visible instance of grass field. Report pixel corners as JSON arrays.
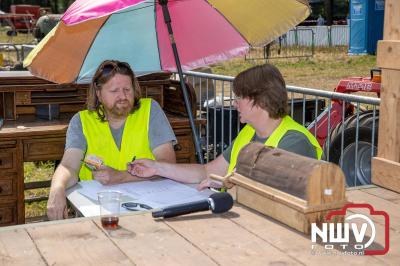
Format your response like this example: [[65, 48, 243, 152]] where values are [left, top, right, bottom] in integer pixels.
[[211, 47, 376, 92], [14, 44, 376, 219]]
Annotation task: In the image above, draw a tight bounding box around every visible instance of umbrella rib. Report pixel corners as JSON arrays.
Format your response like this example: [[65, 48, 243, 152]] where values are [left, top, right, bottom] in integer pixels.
[[153, 1, 163, 70], [114, 3, 156, 15]]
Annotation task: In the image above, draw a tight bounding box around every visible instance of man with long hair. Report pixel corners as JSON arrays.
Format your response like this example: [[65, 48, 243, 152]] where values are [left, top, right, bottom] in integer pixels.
[[128, 63, 322, 189], [47, 60, 176, 220]]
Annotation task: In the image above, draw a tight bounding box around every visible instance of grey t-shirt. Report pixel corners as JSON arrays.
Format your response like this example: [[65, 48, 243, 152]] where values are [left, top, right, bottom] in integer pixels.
[[65, 99, 176, 152], [222, 130, 317, 163]]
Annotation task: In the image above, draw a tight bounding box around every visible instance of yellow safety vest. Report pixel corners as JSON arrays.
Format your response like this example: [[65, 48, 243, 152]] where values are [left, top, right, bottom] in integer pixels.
[[79, 98, 155, 180], [228, 115, 322, 173]]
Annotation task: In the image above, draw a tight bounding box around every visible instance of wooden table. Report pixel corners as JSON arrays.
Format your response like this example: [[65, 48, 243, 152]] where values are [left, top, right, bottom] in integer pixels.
[[0, 186, 398, 265]]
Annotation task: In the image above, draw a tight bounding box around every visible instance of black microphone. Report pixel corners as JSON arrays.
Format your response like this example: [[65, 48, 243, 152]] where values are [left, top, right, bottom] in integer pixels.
[[152, 192, 233, 218]]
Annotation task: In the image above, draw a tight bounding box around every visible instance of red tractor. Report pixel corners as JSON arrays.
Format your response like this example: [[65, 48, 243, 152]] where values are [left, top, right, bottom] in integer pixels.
[[308, 69, 381, 186]]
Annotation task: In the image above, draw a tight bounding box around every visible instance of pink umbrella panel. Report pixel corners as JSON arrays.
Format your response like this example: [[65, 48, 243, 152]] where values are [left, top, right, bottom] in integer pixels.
[[25, 0, 311, 84]]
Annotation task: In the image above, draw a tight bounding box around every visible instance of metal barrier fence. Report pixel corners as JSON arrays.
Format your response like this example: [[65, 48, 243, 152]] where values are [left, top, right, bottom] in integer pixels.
[[181, 70, 380, 188], [245, 25, 349, 60], [297, 25, 349, 47]]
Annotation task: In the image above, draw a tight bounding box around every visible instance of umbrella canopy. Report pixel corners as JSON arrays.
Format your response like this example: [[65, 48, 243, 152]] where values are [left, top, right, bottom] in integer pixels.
[[24, 0, 310, 84]]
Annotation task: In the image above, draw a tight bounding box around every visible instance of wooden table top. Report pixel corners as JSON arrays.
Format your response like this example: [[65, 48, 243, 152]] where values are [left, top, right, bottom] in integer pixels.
[[0, 186, 398, 265]]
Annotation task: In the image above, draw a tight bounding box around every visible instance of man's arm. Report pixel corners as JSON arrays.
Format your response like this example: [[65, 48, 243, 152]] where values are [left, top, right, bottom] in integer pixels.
[[93, 142, 176, 185], [128, 154, 229, 184], [152, 141, 176, 163], [47, 148, 84, 220]]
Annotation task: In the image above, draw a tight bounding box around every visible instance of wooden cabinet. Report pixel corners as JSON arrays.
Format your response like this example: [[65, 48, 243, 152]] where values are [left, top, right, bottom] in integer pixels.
[[0, 71, 198, 225], [23, 137, 65, 161], [0, 202, 18, 226], [0, 140, 21, 226]]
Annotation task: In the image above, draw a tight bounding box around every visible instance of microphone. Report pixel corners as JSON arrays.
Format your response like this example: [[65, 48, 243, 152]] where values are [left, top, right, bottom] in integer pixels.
[[152, 192, 233, 218]]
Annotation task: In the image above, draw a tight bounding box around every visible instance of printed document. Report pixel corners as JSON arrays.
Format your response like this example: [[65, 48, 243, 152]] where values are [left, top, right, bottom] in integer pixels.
[[76, 179, 211, 209]]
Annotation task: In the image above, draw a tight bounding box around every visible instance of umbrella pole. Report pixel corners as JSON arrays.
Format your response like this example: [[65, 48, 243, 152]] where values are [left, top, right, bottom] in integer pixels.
[[159, 0, 204, 164]]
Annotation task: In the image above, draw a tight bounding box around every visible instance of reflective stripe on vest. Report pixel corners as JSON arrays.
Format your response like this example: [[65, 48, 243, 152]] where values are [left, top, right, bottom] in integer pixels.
[[228, 115, 322, 173], [79, 98, 155, 180]]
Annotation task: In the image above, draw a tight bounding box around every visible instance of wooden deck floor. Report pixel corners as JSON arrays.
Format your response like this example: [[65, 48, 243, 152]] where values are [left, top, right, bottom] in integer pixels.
[[0, 186, 398, 265]]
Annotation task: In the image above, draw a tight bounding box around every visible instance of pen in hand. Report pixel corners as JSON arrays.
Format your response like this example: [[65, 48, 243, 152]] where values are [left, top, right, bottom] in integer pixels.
[[132, 155, 136, 162]]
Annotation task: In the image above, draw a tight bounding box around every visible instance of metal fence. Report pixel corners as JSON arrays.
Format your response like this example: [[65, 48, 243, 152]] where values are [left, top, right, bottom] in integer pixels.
[[297, 25, 349, 47], [245, 25, 349, 60], [246, 28, 315, 60], [181, 70, 380, 188]]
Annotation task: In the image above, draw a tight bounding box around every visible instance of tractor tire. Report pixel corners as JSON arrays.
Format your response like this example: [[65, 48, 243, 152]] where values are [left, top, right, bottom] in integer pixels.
[[323, 110, 379, 186]]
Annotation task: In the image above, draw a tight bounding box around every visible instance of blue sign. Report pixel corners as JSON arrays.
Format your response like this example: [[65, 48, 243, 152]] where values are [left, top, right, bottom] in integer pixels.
[[375, 0, 384, 11], [353, 3, 363, 15]]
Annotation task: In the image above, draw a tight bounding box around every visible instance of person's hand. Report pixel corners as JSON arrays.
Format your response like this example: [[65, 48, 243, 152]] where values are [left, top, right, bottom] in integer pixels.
[[197, 178, 223, 191], [127, 159, 158, 178], [92, 165, 120, 185], [47, 184, 68, 220]]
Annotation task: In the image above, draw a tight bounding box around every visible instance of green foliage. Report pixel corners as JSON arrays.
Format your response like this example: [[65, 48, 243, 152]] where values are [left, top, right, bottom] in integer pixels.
[[309, 0, 349, 20]]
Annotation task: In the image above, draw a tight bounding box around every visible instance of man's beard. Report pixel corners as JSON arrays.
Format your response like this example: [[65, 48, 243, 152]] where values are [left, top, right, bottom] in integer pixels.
[[109, 100, 133, 117]]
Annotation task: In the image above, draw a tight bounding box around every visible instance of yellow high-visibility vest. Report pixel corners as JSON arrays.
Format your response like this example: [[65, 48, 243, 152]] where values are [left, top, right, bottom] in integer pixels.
[[228, 115, 322, 173], [79, 98, 155, 180]]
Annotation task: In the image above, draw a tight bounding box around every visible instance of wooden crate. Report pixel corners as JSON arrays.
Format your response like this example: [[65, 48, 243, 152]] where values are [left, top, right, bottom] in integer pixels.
[[211, 142, 347, 234]]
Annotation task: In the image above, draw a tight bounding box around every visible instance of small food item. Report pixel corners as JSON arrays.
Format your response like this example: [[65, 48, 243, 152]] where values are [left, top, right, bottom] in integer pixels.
[[83, 155, 103, 170]]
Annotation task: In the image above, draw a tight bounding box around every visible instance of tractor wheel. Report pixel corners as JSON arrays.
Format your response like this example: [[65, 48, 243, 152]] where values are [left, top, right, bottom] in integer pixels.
[[323, 110, 379, 186]]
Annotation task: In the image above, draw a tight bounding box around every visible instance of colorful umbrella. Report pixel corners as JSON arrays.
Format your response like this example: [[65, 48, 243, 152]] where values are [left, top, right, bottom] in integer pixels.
[[24, 0, 310, 163], [24, 0, 310, 84]]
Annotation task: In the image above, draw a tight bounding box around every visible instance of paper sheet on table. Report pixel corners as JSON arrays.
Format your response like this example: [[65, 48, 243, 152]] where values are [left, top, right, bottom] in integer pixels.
[[76, 179, 211, 209]]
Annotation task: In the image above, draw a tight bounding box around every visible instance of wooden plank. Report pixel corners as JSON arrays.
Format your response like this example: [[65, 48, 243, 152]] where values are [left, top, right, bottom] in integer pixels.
[[377, 40, 400, 70], [361, 187, 400, 201], [24, 180, 51, 190], [27, 220, 133, 265], [93, 213, 217, 265], [165, 208, 300, 265], [223, 205, 385, 265], [237, 186, 309, 232], [372, 227, 400, 265], [230, 173, 308, 211], [307, 162, 345, 206], [373, 0, 400, 189], [376, 70, 400, 162], [236, 186, 344, 234], [346, 189, 400, 232], [383, 0, 400, 40], [372, 157, 400, 193], [0, 228, 46, 265]]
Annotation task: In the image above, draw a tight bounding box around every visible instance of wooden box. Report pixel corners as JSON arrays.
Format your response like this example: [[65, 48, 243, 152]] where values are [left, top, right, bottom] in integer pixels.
[[211, 142, 347, 234]]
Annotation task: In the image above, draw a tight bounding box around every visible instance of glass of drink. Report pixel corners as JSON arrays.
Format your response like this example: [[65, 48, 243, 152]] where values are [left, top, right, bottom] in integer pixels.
[[98, 191, 122, 230]]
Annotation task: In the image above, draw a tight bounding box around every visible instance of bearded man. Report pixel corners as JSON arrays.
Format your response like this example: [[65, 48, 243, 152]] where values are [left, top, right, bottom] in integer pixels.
[[47, 60, 176, 220]]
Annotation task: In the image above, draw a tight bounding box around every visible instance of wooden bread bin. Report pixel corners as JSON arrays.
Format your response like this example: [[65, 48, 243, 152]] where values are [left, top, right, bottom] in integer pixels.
[[211, 142, 347, 234]]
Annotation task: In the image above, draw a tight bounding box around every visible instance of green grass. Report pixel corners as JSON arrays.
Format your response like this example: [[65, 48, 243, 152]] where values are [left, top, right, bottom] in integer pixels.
[[24, 161, 54, 219]]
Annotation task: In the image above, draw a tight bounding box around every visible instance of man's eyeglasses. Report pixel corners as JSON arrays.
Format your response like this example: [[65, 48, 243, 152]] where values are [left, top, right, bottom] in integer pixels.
[[121, 202, 153, 211], [99, 61, 131, 76]]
